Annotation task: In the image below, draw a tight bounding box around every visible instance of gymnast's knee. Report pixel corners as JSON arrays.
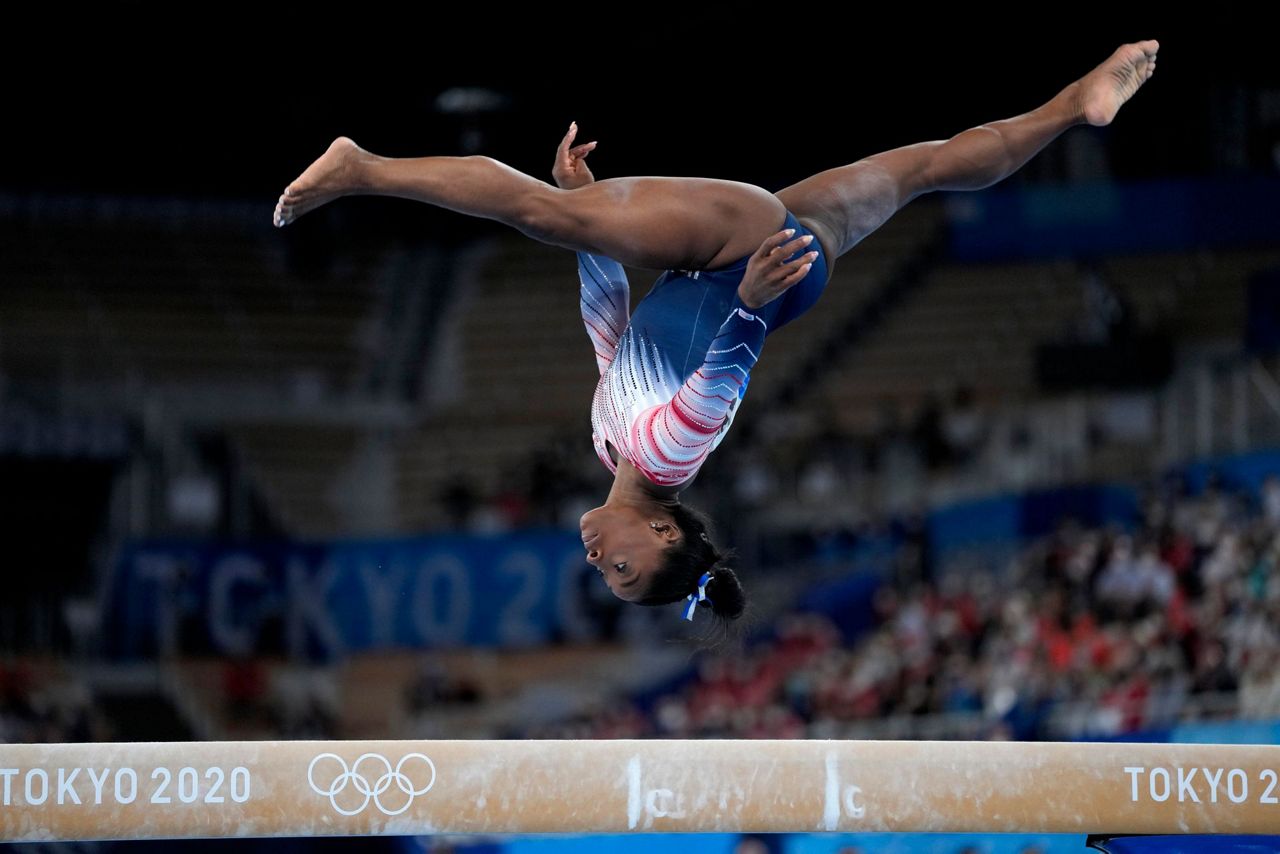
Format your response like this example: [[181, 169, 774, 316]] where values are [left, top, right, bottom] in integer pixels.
[[512, 186, 587, 246]]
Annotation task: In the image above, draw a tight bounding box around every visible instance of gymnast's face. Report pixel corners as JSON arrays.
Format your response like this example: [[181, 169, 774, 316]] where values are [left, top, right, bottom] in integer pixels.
[[580, 505, 680, 602]]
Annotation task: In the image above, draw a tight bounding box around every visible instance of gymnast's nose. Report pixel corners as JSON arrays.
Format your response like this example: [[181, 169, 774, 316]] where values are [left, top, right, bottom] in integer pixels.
[[583, 529, 602, 564]]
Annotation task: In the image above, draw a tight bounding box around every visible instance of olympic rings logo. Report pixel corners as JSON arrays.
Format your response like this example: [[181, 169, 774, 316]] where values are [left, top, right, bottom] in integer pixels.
[[306, 752, 436, 816]]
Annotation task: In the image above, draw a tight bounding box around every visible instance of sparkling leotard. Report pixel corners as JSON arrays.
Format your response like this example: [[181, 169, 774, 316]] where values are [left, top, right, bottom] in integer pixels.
[[578, 210, 830, 487]]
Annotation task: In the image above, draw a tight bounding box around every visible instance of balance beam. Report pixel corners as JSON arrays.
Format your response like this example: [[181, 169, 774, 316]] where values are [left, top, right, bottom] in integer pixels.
[[3, 740, 1279, 841]]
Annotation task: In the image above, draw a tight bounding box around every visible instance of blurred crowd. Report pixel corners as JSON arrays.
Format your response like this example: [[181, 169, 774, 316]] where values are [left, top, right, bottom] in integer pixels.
[[7, 471, 1280, 747], [432, 268, 1164, 536], [0, 661, 106, 744], [435, 385, 1002, 535], [522, 474, 1280, 740]]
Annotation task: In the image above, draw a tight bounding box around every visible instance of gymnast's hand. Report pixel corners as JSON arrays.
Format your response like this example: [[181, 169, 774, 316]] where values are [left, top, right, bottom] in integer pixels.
[[736, 229, 819, 309], [552, 121, 598, 190]]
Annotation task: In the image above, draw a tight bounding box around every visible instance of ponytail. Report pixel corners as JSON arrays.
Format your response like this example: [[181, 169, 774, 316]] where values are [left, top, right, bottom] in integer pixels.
[[637, 503, 747, 622]]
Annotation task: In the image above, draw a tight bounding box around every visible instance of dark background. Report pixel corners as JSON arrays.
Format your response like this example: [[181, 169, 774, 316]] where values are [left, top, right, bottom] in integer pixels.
[[5, 11, 1273, 203]]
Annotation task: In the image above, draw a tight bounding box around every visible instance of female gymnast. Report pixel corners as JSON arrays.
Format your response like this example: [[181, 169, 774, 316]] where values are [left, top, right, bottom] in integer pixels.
[[273, 41, 1158, 626]]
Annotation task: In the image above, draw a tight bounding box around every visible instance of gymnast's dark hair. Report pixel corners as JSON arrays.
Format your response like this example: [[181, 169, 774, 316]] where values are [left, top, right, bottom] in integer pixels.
[[635, 502, 747, 625]]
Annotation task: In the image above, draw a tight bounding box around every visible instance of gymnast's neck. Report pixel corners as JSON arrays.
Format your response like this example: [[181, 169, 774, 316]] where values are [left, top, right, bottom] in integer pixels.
[[606, 457, 684, 509]]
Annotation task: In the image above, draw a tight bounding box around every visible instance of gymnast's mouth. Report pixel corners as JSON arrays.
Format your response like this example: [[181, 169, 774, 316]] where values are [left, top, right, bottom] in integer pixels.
[[581, 531, 600, 548]]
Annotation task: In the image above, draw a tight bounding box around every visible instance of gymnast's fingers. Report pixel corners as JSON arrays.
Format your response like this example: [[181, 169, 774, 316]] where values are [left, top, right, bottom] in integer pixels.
[[777, 234, 814, 260], [559, 122, 579, 154], [756, 228, 797, 259], [779, 261, 813, 287], [568, 142, 597, 159], [771, 251, 819, 283]]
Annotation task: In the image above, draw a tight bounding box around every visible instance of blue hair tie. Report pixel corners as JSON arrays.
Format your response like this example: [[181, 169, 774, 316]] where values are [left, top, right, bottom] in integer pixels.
[[683, 571, 714, 621]]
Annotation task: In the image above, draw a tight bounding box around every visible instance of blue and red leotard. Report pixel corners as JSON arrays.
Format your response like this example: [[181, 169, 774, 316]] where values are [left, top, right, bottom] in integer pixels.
[[578, 210, 830, 487]]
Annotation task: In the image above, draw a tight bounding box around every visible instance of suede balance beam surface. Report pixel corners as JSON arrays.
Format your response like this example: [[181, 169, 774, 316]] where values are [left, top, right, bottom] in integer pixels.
[[3, 740, 1280, 841]]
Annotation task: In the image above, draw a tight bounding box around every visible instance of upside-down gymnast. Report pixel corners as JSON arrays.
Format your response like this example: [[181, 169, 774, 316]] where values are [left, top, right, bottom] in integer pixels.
[[273, 41, 1158, 625]]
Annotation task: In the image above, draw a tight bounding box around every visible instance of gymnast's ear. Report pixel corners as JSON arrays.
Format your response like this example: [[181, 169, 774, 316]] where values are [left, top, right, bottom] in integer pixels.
[[649, 520, 681, 543]]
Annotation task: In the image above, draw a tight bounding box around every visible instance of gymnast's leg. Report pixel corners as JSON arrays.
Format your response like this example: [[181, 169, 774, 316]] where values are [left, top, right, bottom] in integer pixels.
[[273, 140, 788, 272], [775, 40, 1159, 267]]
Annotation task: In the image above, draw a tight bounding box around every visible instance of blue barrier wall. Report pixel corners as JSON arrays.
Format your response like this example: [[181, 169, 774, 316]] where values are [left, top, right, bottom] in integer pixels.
[[947, 176, 1280, 261], [106, 451, 1280, 657], [105, 533, 597, 660], [928, 483, 1141, 571]]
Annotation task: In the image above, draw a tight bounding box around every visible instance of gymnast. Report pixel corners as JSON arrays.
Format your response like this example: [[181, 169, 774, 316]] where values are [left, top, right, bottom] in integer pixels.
[[273, 41, 1158, 625]]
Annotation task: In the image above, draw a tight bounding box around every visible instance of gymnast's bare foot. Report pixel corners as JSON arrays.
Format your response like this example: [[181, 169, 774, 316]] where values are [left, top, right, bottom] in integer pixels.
[[1076, 40, 1159, 127], [273, 137, 368, 227]]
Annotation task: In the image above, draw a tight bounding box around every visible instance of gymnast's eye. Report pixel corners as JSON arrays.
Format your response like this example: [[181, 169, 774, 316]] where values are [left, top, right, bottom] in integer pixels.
[[614, 562, 627, 573]]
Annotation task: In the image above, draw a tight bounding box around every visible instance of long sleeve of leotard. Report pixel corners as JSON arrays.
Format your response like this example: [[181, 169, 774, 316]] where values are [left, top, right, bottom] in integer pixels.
[[578, 252, 630, 375], [631, 296, 768, 486]]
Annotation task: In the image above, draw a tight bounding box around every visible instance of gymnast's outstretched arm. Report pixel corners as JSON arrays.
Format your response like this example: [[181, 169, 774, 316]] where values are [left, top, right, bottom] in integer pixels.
[[551, 124, 633, 375], [578, 253, 629, 375]]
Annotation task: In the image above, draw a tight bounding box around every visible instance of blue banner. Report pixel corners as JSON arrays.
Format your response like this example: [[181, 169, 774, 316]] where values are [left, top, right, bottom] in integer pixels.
[[947, 175, 1280, 261], [929, 484, 1141, 572], [105, 533, 600, 659]]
